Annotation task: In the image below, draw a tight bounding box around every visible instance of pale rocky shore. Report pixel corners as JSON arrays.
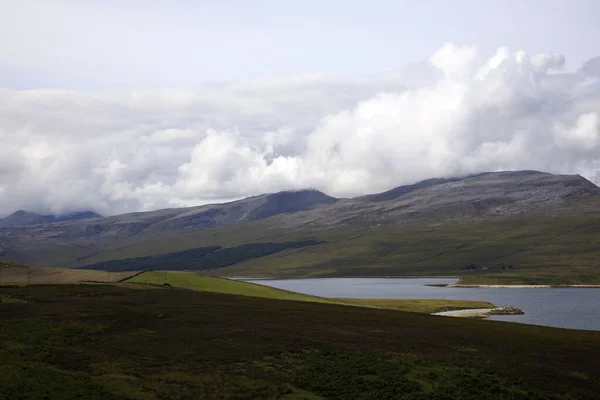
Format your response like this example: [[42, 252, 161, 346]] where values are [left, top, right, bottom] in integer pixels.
[[433, 306, 524, 318]]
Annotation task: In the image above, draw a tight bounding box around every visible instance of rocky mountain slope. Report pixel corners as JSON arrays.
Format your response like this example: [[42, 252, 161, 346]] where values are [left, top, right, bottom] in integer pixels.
[[278, 170, 600, 228], [0, 189, 336, 262], [1, 170, 599, 277]]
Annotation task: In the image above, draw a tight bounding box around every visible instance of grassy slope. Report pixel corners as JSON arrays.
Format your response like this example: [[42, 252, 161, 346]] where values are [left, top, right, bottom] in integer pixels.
[[10, 198, 600, 284], [339, 298, 495, 314], [211, 213, 600, 282], [126, 271, 333, 303], [0, 263, 135, 285], [126, 271, 496, 313], [77, 204, 599, 284], [0, 284, 598, 399]]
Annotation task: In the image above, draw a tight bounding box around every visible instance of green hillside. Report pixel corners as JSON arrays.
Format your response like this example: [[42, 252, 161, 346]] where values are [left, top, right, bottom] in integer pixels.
[[5, 197, 600, 285], [75, 204, 600, 284], [339, 298, 495, 314], [125, 271, 495, 313], [80, 241, 321, 272], [126, 271, 333, 303]]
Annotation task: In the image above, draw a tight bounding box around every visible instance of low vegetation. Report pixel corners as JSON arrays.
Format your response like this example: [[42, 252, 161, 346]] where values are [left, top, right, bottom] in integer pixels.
[[456, 269, 600, 286], [81, 241, 321, 272], [0, 295, 27, 304], [0, 284, 597, 399], [126, 271, 333, 303], [126, 271, 498, 314], [61, 203, 600, 285], [338, 298, 495, 314], [0, 263, 135, 285]]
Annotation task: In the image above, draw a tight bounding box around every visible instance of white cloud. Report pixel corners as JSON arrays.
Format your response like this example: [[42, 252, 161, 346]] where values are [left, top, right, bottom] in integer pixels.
[[431, 42, 477, 79], [0, 44, 600, 216]]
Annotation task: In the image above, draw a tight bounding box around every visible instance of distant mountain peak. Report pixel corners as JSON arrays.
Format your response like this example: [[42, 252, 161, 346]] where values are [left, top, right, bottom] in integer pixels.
[[264, 188, 334, 199], [0, 210, 102, 228], [357, 170, 598, 202], [231, 188, 338, 223], [10, 210, 37, 216]]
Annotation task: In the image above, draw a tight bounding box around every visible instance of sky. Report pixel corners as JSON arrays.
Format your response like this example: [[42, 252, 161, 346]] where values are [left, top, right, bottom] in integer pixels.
[[1, 0, 600, 217]]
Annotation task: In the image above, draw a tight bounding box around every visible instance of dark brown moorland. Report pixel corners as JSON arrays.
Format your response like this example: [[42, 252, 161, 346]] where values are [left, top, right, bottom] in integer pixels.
[[0, 284, 598, 399]]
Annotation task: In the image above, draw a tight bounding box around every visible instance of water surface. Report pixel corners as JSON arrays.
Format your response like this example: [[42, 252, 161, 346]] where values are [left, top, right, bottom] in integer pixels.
[[244, 278, 600, 331]]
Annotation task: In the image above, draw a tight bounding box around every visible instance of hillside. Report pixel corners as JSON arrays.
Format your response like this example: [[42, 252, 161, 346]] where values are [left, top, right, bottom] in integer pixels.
[[124, 271, 495, 313], [126, 271, 334, 303], [1, 171, 599, 283], [0, 262, 136, 284], [0, 284, 598, 399], [78, 241, 321, 272]]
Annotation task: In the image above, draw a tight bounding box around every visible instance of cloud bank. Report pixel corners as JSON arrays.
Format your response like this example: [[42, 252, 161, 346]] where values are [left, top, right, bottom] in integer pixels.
[[1, 43, 599, 217]]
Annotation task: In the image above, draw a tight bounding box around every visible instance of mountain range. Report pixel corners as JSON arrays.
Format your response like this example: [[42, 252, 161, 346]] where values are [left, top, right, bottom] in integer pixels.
[[0, 210, 102, 228], [1, 170, 599, 283]]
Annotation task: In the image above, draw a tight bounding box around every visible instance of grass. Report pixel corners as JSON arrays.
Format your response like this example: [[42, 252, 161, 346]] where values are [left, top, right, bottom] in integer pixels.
[[5, 197, 600, 284], [126, 271, 498, 314], [80, 241, 322, 272], [53, 204, 600, 285], [0, 264, 136, 285], [457, 269, 600, 286], [0, 296, 27, 304], [206, 213, 600, 283], [0, 284, 598, 399], [338, 298, 495, 313], [125, 271, 334, 303]]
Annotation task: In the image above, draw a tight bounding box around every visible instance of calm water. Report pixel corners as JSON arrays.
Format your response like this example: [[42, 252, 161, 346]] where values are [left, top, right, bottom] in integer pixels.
[[243, 278, 600, 331]]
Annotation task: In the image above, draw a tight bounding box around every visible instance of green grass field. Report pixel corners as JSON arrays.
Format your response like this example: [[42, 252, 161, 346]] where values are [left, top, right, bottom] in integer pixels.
[[126, 271, 334, 303], [125, 271, 495, 313], [0, 263, 136, 285], [339, 298, 495, 313], [0, 284, 598, 399]]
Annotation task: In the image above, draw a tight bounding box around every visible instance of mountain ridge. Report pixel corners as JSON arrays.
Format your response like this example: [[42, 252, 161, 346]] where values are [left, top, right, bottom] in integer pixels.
[[0, 210, 102, 228], [1, 170, 599, 278], [3, 170, 595, 226], [1, 170, 598, 237]]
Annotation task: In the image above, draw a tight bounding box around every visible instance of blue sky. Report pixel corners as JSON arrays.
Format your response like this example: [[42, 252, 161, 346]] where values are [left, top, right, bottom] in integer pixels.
[[2, 0, 599, 89]]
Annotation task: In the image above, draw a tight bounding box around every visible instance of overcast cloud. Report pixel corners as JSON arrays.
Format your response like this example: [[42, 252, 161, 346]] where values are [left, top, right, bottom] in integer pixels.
[[1, 43, 600, 217]]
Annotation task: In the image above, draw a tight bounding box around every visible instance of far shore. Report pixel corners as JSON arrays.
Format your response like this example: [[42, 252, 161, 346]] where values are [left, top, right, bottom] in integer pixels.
[[449, 284, 600, 289], [227, 276, 460, 280], [228, 276, 600, 288]]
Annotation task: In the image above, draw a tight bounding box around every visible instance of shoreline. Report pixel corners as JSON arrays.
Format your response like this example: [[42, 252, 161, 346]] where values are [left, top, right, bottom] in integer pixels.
[[228, 276, 461, 280], [231, 277, 600, 288], [449, 284, 600, 289], [433, 306, 524, 318]]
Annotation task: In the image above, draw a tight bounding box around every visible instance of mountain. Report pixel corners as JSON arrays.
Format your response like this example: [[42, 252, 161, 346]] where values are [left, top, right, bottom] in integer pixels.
[[0, 189, 337, 245], [141, 189, 337, 233], [277, 170, 600, 228], [1, 171, 599, 283], [356, 174, 488, 202], [0, 210, 102, 228]]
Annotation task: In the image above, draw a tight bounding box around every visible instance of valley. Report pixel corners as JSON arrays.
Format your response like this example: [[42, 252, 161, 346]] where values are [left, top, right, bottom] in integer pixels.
[[1, 171, 599, 285]]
